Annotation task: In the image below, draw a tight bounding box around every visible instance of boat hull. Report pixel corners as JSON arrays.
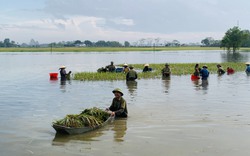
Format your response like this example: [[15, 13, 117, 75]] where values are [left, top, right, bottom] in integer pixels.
[[52, 116, 113, 135]]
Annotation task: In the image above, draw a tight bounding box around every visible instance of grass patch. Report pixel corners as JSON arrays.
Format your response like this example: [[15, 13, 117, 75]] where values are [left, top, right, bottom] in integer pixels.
[[0, 46, 223, 52], [74, 62, 246, 81], [2, 47, 250, 52]]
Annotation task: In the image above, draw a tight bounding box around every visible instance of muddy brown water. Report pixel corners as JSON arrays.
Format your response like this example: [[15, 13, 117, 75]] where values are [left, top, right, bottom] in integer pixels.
[[1, 51, 250, 156]]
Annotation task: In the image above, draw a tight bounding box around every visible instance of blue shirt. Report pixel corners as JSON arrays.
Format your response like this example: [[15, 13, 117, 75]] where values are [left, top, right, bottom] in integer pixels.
[[200, 68, 209, 80], [246, 65, 250, 73]]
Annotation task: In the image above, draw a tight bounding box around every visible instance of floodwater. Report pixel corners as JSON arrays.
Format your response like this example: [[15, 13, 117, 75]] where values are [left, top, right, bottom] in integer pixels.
[[1, 50, 250, 156]]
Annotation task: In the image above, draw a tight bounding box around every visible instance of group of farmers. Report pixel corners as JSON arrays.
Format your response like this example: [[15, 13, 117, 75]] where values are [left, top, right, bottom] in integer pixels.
[[192, 62, 250, 80], [104, 61, 170, 80], [57, 62, 250, 119]]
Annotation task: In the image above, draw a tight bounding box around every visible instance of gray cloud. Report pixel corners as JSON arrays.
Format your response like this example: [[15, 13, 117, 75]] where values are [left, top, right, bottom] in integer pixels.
[[2, 0, 250, 43], [42, 0, 250, 34]]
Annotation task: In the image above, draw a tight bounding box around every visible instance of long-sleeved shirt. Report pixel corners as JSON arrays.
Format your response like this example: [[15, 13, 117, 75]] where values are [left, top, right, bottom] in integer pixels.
[[126, 70, 137, 81], [200, 68, 209, 80], [109, 97, 128, 117]]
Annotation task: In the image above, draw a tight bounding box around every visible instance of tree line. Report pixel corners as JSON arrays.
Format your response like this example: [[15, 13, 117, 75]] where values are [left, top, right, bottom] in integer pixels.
[[0, 39, 130, 48], [201, 26, 250, 52], [1, 26, 249, 52]]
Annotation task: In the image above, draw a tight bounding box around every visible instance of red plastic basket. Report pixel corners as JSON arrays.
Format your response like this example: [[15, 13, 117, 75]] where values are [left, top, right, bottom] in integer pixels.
[[49, 73, 58, 79], [191, 74, 200, 80]]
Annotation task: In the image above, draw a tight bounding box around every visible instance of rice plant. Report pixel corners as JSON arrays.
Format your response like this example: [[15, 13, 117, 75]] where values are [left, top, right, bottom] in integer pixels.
[[74, 62, 247, 81]]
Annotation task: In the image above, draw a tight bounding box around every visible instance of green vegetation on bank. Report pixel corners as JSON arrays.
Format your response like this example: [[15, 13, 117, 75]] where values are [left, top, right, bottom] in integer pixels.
[[2, 46, 250, 52], [74, 62, 246, 81], [0, 46, 223, 52]]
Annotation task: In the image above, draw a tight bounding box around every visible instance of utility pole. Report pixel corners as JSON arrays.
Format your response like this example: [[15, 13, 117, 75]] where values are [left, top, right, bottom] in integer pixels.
[[50, 43, 53, 53]]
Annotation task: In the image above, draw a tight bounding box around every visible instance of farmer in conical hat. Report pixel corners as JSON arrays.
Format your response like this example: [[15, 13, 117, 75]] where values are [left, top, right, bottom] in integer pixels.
[[245, 62, 250, 75], [59, 65, 71, 81]]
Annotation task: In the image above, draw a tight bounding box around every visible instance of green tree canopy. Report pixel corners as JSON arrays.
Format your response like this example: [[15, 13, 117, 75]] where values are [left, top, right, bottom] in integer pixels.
[[220, 26, 247, 52]]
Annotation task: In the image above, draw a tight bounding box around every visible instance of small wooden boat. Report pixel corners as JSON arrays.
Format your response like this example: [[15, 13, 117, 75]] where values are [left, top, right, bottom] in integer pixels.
[[52, 116, 113, 135]]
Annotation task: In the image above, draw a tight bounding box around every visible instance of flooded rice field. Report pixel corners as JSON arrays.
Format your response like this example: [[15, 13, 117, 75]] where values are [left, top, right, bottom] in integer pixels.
[[1, 51, 250, 156]]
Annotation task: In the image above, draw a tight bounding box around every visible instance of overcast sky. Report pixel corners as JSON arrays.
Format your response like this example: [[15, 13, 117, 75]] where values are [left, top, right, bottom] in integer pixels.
[[1, 0, 250, 44]]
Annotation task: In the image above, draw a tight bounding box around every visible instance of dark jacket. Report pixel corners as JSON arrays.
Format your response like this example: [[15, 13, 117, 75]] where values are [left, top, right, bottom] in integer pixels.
[[161, 67, 171, 77], [60, 69, 67, 81], [126, 70, 137, 81], [109, 97, 128, 117], [106, 65, 116, 72], [60, 69, 71, 81]]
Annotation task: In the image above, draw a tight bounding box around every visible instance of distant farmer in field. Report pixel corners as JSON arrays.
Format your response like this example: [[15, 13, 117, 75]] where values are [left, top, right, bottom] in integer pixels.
[[161, 63, 171, 78], [143, 64, 151, 72], [245, 62, 250, 75], [106, 88, 128, 118], [217, 64, 225, 75], [227, 67, 235, 75], [126, 66, 138, 81], [106, 61, 116, 72], [193, 63, 201, 76], [200, 65, 209, 80], [123, 63, 130, 73], [59, 65, 71, 81]]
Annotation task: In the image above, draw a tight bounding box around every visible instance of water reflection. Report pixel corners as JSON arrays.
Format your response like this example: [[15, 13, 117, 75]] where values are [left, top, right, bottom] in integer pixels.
[[162, 77, 171, 94], [52, 130, 105, 146], [49, 78, 58, 84], [111, 118, 127, 142], [221, 52, 248, 62], [201, 80, 209, 90], [192, 79, 200, 89], [126, 81, 138, 98], [60, 80, 72, 91], [192, 79, 208, 92], [52, 118, 127, 145]]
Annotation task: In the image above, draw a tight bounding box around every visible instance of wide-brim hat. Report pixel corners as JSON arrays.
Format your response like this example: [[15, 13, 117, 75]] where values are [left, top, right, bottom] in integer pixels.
[[203, 65, 208, 68], [245, 62, 250, 65], [165, 63, 169, 66], [59, 65, 66, 69], [112, 88, 123, 96], [144, 64, 149, 67], [123, 63, 128, 67]]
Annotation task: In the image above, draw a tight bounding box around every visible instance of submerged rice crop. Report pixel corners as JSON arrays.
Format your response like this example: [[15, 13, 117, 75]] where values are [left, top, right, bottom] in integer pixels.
[[73, 62, 247, 81]]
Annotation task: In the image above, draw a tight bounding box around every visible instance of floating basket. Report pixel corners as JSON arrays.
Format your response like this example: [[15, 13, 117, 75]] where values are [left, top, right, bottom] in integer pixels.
[[49, 73, 58, 79]]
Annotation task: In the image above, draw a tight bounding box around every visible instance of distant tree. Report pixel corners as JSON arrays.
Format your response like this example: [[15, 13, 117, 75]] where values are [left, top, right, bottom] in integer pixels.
[[220, 26, 246, 52], [154, 38, 160, 46], [124, 41, 130, 47], [241, 30, 250, 47], [106, 41, 122, 47], [74, 40, 82, 44], [84, 40, 93, 47], [95, 40, 106, 47], [64, 41, 74, 47], [0, 41, 4, 47], [145, 38, 153, 46], [138, 38, 146, 46], [4, 38, 11, 47], [172, 40, 180, 46], [56, 41, 65, 47], [201, 37, 213, 46], [201, 37, 221, 47], [211, 40, 221, 47], [20, 43, 29, 47], [29, 39, 39, 47], [165, 41, 172, 47]]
